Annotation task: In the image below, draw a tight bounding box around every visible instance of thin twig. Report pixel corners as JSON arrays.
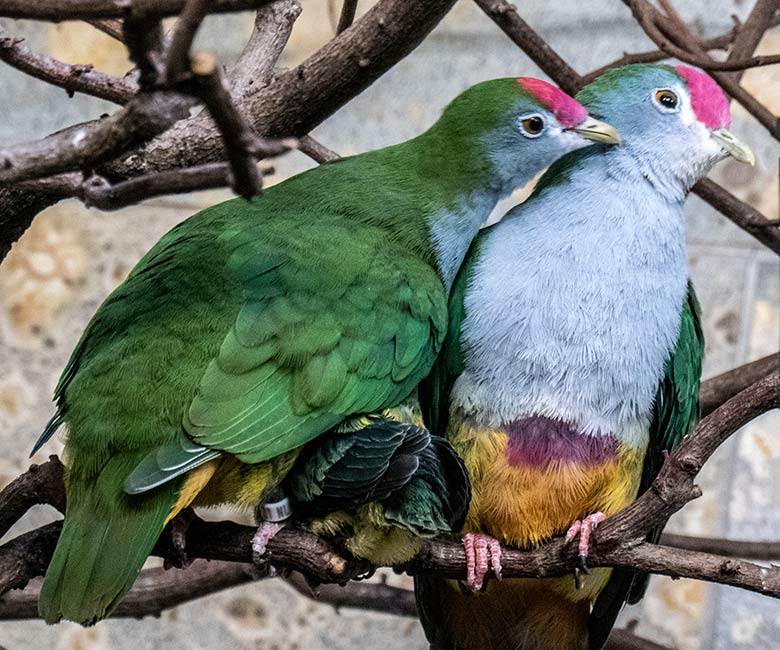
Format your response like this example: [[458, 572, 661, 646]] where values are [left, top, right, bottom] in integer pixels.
[[0, 27, 137, 104], [230, 0, 301, 99], [123, 14, 166, 89], [84, 18, 125, 42], [17, 161, 276, 210], [336, 0, 359, 34], [699, 352, 779, 417], [298, 135, 340, 163], [581, 17, 780, 84], [625, 0, 780, 71], [661, 533, 780, 561], [473, 0, 581, 96], [623, 0, 780, 142], [164, 0, 211, 85], [693, 179, 780, 255], [724, 0, 780, 84], [0, 0, 277, 21]]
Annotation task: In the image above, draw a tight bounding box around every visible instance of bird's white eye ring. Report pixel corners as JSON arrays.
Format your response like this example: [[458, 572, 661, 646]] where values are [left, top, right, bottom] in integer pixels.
[[653, 88, 680, 113], [519, 113, 546, 138]]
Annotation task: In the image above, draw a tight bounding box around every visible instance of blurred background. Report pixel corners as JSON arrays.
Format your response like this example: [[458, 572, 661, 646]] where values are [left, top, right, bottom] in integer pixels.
[[0, 1, 778, 648]]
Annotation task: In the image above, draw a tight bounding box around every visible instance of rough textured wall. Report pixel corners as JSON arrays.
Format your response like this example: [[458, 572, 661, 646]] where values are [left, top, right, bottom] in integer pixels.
[[0, 1, 778, 649]]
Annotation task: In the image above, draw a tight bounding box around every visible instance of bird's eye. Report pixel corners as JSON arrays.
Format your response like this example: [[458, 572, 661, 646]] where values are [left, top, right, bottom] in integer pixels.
[[519, 115, 545, 138], [653, 89, 679, 112]]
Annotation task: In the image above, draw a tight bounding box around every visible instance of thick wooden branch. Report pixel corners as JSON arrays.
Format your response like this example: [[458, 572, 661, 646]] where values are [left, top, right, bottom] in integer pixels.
[[0, 562, 673, 650], [0, 0, 277, 21], [230, 0, 301, 99]]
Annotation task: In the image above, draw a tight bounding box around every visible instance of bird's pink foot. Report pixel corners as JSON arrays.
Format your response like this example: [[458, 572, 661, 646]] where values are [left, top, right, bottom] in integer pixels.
[[565, 512, 606, 569], [251, 520, 287, 578], [463, 532, 503, 591]]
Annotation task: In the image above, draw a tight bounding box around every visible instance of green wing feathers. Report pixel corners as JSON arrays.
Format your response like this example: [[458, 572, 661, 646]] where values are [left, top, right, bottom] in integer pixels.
[[288, 414, 470, 536], [129, 216, 447, 491]]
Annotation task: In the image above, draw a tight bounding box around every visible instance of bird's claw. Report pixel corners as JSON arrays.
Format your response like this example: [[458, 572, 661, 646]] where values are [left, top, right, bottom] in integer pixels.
[[463, 532, 503, 591], [251, 521, 285, 577], [565, 512, 605, 583], [164, 507, 196, 569]]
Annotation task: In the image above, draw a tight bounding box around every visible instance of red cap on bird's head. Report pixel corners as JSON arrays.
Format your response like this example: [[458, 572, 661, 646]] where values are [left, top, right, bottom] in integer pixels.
[[516, 77, 588, 128], [674, 65, 731, 130]]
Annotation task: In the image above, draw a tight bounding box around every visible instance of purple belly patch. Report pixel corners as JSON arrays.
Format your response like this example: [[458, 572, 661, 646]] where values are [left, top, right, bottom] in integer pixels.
[[505, 415, 618, 468]]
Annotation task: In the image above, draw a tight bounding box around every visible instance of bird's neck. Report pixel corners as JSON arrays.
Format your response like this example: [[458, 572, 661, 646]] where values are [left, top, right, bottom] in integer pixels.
[[374, 128, 526, 291]]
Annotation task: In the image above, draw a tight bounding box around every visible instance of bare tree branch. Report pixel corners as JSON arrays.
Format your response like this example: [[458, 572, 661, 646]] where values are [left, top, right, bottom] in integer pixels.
[[700, 352, 779, 417], [0, 457, 64, 539], [84, 18, 125, 41], [693, 179, 780, 255], [230, 0, 301, 100], [623, 0, 780, 71], [18, 161, 279, 210], [0, 27, 137, 104], [623, 0, 780, 143], [660, 533, 780, 561], [298, 135, 340, 163], [723, 0, 780, 85], [473, 0, 581, 96], [0, 92, 194, 184], [0, 561, 255, 620], [0, 0, 277, 21], [164, 0, 211, 85], [582, 14, 780, 84], [1, 371, 776, 616], [0, 0, 459, 262], [336, 0, 359, 34]]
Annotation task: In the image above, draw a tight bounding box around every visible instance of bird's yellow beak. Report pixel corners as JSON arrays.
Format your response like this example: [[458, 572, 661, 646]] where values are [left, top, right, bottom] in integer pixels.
[[710, 128, 755, 165], [571, 117, 621, 145]]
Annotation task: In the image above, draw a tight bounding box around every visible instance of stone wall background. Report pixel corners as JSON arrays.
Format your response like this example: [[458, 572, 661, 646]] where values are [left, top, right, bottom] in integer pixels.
[[0, 1, 778, 649]]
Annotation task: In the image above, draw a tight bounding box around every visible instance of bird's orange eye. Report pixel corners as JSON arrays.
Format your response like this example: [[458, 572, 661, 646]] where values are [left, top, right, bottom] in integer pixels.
[[654, 89, 679, 111], [520, 115, 545, 137]]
